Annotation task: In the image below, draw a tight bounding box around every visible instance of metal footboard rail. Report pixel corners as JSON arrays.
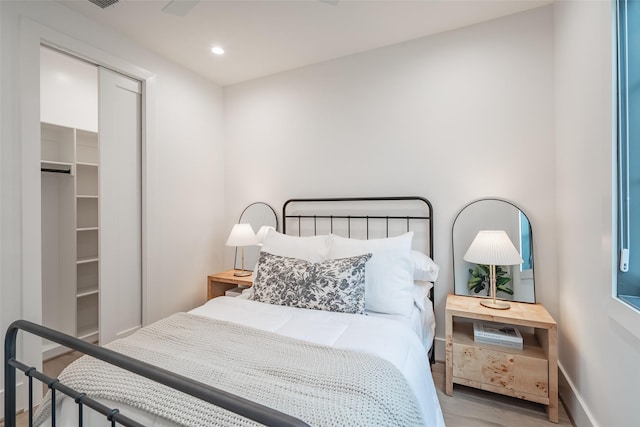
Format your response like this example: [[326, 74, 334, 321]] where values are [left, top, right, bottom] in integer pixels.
[[5, 320, 310, 427]]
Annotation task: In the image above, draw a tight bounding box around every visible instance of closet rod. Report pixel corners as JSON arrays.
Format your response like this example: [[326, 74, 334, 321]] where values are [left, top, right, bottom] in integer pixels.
[[41, 168, 71, 174]]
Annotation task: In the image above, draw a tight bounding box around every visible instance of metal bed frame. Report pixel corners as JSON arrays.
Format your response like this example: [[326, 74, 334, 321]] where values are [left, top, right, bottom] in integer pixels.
[[282, 196, 435, 363], [4, 196, 435, 426], [4, 320, 309, 427]]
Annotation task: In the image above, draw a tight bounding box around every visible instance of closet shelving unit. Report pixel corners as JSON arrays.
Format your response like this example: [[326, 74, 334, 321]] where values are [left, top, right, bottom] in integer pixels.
[[41, 122, 100, 359]]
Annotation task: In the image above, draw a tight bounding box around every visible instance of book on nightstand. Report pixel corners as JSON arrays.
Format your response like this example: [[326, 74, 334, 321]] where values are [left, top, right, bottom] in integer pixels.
[[473, 321, 523, 350], [225, 286, 243, 297]]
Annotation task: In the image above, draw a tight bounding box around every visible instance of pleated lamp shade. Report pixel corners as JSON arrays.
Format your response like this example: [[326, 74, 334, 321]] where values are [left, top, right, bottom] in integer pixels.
[[463, 230, 523, 266]]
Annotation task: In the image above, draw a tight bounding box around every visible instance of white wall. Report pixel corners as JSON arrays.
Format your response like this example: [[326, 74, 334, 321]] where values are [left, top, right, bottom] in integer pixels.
[[555, 1, 640, 426], [0, 0, 225, 415], [224, 6, 558, 358], [40, 46, 98, 132]]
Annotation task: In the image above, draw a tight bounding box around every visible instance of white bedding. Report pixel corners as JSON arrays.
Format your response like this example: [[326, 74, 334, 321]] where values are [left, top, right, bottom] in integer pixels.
[[366, 281, 436, 351], [47, 297, 444, 427], [238, 279, 436, 351]]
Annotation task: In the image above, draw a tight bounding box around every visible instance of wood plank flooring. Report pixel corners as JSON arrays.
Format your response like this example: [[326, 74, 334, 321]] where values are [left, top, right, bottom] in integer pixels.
[[3, 358, 574, 427]]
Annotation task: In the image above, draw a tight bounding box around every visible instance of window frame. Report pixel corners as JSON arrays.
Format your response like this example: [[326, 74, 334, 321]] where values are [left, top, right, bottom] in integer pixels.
[[611, 0, 640, 340]]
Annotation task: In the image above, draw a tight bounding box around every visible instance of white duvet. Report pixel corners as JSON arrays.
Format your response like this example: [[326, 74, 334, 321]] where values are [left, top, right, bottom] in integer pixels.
[[47, 297, 445, 427]]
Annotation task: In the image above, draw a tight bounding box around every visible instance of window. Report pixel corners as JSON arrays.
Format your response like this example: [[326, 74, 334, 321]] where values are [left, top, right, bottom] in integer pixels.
[[616, 0, 640, 310], [519, 212, 532, 272]]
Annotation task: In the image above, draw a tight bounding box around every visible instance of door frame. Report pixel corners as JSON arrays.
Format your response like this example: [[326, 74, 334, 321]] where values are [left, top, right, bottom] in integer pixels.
[[19, 17, 153, 407]]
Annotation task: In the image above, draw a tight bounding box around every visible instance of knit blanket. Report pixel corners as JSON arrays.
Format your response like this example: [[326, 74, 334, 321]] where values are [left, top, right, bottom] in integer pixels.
[[35, 313, 424, 426]]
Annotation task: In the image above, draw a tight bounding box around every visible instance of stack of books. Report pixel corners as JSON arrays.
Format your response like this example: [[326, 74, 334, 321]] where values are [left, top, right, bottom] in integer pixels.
[[473, 321, 523, 350], [225, 286, 243, 297]]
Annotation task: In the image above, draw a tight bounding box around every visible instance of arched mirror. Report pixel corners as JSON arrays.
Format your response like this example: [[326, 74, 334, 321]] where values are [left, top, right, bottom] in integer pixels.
[[234, 202, 278, 271], [452, 198, 535, 303]]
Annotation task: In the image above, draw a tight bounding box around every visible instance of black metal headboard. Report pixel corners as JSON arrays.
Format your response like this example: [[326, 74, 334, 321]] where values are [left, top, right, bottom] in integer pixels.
[[283, 196, 433, 255], [282, 196, 435, 363]]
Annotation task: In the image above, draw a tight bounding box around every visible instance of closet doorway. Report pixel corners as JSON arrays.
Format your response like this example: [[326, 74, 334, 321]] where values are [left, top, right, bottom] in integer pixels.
[[40, 46, 142, 360]]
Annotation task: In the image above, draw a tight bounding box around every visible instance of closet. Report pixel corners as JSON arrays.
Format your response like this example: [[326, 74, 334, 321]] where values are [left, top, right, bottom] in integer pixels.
[[41, 122, 100, 357], [40, 46, 142, 359]]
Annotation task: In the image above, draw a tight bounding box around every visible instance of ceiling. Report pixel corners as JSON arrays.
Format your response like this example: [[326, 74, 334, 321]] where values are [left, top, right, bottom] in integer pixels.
[[59, 0, 552, 87]]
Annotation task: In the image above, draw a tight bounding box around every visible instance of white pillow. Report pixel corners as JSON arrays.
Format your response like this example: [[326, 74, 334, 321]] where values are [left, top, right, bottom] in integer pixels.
[[329, 232, 414, 316], [260, 230, 331, 263], [412, 281, 433, 312], [411, 250, 439, 282]]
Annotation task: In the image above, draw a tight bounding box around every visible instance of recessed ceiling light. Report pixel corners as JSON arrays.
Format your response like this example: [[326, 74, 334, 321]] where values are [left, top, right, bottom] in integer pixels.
[[211, 46, 225, 55]]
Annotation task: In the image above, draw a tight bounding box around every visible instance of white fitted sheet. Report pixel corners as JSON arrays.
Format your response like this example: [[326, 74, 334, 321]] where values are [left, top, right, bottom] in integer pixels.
[[46, 297, 444, 427]]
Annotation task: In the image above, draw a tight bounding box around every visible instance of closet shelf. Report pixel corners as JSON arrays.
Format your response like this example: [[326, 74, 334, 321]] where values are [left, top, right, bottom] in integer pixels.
[[76, 161, 98, 167], [42, 341, 58, 353], [77, 289, 99, 298], [77, 329, 99, 342]]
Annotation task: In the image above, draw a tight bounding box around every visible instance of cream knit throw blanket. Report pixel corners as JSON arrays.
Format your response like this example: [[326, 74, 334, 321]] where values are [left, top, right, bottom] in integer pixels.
[[35, 313, 424, 426]]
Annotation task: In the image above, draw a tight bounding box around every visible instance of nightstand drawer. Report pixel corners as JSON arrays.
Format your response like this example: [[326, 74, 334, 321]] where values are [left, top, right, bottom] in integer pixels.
[[452, 341, 549, 400]]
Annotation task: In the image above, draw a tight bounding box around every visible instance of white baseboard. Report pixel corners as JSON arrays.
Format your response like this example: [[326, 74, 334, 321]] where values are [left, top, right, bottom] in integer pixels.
[[116, 325, 140, 339], [0, 381, 25, 422], [434, 336, 445, 362], [43, 343, 73, 361], [558, 363, 599, 427]]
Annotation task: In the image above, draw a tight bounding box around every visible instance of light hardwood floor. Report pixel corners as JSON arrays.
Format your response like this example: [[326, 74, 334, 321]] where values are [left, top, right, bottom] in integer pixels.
[[4, 358, 574, 426]]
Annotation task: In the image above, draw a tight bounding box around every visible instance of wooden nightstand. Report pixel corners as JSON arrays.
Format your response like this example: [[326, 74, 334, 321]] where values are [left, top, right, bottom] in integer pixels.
[[207, 270, 253, 300], [445, 293, 558, 423]]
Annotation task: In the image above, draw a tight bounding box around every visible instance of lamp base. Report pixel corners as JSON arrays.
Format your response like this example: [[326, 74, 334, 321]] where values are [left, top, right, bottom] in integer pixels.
[[233, 270, 252, 277], [480, 299, 511, 310]]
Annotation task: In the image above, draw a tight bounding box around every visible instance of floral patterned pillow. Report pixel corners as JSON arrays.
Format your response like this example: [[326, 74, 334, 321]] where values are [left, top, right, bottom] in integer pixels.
[[251, 251, 372, 314]]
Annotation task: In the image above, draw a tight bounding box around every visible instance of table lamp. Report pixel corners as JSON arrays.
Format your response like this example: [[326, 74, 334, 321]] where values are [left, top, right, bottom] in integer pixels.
[[226, 223, 258, 277], [463, 230, 523, 310]]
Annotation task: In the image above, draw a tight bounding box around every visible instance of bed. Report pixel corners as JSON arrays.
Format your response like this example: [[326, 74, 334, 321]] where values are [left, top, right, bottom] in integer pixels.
[[4, 196, 444, 427]]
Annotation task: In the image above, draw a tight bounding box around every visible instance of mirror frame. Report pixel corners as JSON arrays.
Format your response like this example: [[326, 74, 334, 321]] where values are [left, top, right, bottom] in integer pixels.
[[234, 202, 278, 271], [452, 198, 536, 303]]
